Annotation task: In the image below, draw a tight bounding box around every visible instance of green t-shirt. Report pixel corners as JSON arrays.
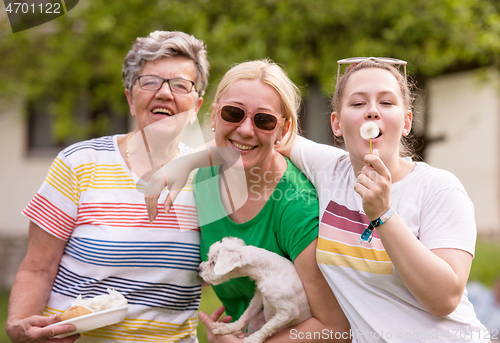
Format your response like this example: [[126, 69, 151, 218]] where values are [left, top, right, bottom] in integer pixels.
[[193, 158, 319, 320]]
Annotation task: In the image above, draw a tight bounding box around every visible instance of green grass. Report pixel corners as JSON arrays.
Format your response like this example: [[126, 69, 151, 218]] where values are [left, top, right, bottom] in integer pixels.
[[0, 290, 9, 343], [1, 239, 498, 343], [469, 239, 500, 287]]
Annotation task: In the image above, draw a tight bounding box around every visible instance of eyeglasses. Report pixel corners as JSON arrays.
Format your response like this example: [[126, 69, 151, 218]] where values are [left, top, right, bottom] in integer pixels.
[[216, 103, 285, 132], [137, 75, 196, 94], [336, 57, 407, 85]]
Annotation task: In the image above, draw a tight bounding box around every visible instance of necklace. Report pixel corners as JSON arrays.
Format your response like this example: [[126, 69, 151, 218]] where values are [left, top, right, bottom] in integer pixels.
[[126, 133, 135, 175], [126, 133, 164, 177], [126, 131, 182, 178]]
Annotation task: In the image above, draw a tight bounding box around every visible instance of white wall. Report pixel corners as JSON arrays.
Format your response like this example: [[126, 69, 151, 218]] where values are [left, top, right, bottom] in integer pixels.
[[0, 98, 56, 237], [426, 69, 500, 236]]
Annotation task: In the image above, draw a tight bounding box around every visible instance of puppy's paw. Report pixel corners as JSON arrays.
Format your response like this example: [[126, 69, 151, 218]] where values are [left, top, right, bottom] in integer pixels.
[[212, 322, 233, 336]]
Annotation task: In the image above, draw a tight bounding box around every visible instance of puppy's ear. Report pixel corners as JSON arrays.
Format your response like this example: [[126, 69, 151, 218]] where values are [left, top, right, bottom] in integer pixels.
[[214, 248, 242, 275]]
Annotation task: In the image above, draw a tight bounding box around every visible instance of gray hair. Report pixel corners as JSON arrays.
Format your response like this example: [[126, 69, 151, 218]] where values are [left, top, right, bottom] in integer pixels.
[[122, 31, 210, 96]]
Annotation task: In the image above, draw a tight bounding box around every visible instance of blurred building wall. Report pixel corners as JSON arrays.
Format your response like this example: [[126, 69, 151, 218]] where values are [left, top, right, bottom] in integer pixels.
[[0, 98, 55, 289], [426, 69, 500, 237]]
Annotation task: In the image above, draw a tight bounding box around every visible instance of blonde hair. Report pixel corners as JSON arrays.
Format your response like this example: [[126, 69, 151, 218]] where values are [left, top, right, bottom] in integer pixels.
[[213, 59, 301, 149]]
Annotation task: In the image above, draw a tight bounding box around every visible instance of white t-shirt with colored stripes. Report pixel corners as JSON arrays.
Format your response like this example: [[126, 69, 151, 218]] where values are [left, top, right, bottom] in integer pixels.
[[23, 135, 201, 343], [291, 139, 488, 343]]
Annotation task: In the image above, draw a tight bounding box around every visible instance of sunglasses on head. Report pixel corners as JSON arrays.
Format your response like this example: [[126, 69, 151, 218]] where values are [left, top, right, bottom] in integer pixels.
[[216, 103, 285, 132], [336, 57, 407, 85]]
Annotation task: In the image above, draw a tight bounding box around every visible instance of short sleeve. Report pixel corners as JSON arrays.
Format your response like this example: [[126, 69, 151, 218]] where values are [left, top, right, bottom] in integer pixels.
[[419, 174, 476, 256], [290, 139, 347, 188], [22, 151, 79, 240]]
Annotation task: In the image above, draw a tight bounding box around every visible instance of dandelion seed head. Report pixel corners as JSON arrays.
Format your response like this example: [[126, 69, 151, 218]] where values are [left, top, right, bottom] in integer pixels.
[[359, 122, 380, 140]]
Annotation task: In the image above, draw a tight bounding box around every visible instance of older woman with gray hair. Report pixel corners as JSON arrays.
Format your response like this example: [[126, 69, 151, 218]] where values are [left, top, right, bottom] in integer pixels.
[[6, 30, 209, 343]]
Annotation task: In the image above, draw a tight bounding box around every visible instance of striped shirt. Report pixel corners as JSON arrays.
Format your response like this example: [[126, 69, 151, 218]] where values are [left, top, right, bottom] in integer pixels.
[[23, 135, 201, 343]]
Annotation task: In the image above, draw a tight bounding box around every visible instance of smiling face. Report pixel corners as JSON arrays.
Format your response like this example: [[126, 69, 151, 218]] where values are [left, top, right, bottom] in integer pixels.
[[332, 67, 412, 166], [125, 56, 203, 135], [211, 79, 288, 171]]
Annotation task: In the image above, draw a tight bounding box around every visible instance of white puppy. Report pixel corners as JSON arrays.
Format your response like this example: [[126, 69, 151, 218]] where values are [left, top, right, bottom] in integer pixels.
[[198, 237, 312, 343]]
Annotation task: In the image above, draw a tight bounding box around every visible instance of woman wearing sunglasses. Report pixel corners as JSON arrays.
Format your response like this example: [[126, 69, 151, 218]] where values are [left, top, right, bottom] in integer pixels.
[[280, 57, 487, 342], [145, 59, 351, 342]]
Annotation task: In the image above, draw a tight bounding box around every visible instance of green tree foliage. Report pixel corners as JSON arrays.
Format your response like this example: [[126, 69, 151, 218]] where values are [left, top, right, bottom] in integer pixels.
[[1, 0, 500, 141]]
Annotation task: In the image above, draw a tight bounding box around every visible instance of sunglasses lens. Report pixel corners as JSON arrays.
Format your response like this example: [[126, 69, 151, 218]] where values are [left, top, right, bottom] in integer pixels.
[[254, 113, 278, 131], [220, 105, 279, 131], [221, 105, 245, 123]]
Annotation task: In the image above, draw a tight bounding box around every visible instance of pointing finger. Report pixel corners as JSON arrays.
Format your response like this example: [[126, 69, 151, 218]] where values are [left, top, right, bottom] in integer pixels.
[[198, 311, 214, 329]]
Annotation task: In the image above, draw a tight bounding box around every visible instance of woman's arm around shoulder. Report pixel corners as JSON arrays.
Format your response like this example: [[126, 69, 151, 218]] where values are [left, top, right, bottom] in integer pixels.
[[279, 136, 347, 188], [145, 140, 241, 221], [277, 136, 306, 159]]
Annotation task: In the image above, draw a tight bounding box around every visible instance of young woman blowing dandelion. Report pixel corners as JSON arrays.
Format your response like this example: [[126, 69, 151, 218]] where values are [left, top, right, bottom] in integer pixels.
[[280, 57, 488, 342]]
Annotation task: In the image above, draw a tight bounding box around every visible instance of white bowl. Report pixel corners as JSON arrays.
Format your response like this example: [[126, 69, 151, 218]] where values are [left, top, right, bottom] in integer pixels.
[[47, 304, 129, 338]]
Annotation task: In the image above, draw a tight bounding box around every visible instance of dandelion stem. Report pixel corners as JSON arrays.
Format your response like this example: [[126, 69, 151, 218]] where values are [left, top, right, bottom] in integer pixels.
[[370, 139, 372, 154]]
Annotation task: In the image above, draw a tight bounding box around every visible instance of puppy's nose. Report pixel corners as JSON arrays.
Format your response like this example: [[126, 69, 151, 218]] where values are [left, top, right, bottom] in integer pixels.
[[196, 266, 202, 273]]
